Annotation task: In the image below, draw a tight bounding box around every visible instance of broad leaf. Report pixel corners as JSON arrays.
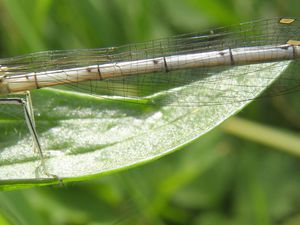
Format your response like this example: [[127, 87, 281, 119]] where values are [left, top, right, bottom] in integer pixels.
[[0, 61, 291, 189]]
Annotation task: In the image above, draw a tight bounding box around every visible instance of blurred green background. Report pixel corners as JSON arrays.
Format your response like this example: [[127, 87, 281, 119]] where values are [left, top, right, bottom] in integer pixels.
[[0, 0, 300, 224]]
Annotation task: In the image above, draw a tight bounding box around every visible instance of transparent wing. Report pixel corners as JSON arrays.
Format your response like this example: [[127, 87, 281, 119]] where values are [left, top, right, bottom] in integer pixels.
[[1, 17, 300, 107]]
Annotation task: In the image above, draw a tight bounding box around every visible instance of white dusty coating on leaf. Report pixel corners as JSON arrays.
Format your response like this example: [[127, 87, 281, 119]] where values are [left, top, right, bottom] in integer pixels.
[[0, 62, 290, 180]]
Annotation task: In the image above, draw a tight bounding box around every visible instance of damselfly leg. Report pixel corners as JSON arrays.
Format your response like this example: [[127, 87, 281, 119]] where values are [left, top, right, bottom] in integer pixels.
[[0, 92, 59, 180]]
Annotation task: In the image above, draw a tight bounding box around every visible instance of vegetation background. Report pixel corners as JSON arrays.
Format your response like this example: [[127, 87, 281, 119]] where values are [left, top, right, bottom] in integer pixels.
[[0, 0, 300, 224]]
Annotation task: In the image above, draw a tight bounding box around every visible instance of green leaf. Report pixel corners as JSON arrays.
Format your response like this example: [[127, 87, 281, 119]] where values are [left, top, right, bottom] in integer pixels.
[[0, 61, 291, 189]]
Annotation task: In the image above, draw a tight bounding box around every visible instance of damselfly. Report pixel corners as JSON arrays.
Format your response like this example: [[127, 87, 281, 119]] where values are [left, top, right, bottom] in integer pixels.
[[1, 18, 299, 179]]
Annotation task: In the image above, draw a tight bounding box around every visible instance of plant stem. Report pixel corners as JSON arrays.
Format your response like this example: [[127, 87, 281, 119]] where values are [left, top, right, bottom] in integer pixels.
[[221, 117, 300, 156]]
